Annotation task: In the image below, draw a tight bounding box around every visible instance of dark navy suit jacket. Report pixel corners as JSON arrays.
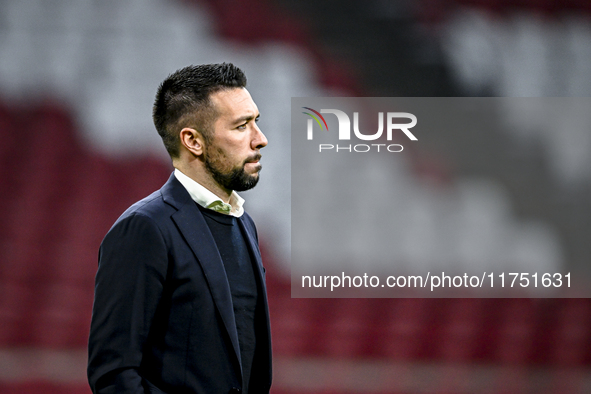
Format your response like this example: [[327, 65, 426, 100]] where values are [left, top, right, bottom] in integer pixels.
[[87, 173, 272, 394]]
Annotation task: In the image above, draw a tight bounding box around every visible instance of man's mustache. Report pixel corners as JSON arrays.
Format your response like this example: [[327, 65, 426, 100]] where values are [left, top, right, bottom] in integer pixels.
[[244, 153, 262, 164]]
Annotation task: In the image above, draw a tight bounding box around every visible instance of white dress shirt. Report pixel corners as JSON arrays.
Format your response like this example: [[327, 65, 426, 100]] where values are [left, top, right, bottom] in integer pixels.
[[174, 168, 245, 217]]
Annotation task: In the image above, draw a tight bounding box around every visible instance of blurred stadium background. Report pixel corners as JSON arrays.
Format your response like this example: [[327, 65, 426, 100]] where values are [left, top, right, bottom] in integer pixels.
[[1, 0, 591, 392]]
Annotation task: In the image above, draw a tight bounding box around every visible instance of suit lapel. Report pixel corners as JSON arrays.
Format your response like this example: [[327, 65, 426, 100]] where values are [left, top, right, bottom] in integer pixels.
[[238, 219, 262, 264], [161, 174, 242, 370], [237, 217, 265, 291], [238, 216, 272, 371]]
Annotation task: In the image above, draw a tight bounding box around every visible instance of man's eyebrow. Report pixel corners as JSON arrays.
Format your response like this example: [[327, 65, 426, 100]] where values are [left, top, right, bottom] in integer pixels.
[[232, 113, 260, 125]]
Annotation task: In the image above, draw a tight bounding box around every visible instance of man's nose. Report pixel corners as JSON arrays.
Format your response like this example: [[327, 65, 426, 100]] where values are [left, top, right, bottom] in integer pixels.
[[252, 124, 268, 149]]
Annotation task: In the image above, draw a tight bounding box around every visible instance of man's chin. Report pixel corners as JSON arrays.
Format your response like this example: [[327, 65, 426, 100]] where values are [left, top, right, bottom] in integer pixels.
[[227, 170, 260, 192]]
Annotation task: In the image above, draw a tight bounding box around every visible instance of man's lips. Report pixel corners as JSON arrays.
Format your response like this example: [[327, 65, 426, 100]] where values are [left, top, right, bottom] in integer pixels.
[[244, 155, 262, 174], [245, 154, 262, 164]]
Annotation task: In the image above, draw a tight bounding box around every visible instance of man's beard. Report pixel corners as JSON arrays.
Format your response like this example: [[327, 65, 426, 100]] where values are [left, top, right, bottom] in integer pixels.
[[204, 148, 261, 192]]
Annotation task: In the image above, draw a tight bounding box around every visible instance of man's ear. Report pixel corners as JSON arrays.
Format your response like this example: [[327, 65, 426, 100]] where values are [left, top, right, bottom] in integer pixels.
[[179, 127, 205, 156]]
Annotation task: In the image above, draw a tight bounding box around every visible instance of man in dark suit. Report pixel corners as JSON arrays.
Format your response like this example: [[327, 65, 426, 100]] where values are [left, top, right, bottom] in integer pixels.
[[87, 63, 272, 394]]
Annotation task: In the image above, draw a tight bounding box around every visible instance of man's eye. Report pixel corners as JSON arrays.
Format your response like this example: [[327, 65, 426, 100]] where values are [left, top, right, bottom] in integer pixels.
[[237, 124, 247, 130]]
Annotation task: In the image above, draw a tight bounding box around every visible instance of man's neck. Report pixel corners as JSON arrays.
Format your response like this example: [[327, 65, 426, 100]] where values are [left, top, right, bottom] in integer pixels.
[[173, 163, 232, 203]]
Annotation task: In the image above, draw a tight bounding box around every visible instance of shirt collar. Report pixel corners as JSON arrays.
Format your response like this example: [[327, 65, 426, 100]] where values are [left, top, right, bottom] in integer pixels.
[[174, 168, 245, 217]]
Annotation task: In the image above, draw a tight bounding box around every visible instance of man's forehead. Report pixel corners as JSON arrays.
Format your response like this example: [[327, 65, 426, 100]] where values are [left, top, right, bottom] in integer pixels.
[[210, 87, 259, 118]]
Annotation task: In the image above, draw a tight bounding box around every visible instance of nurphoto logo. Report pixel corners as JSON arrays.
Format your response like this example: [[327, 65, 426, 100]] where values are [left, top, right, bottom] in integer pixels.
[[302, 107, 417, 153]]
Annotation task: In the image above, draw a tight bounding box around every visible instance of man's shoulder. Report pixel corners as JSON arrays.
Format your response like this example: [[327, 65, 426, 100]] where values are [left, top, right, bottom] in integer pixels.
[[114, 189, 173, 227], [114, 173, 186, 223]]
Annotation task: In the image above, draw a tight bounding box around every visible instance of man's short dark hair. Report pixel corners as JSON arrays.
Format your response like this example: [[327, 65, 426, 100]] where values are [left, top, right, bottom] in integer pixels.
[[153, 63, 247, 158]]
